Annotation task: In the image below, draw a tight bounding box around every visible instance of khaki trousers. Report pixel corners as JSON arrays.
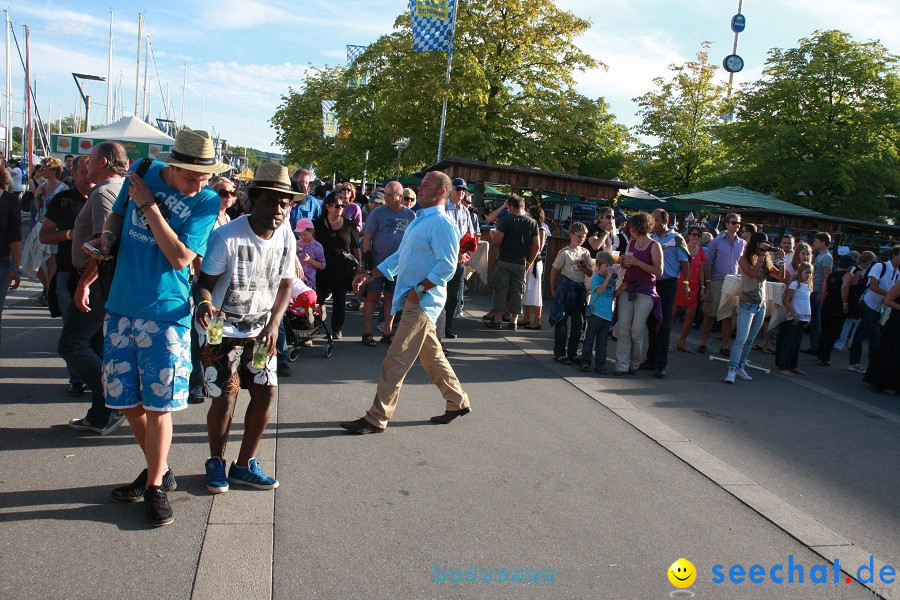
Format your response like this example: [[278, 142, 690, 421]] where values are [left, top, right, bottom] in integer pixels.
[[366, 298, 470, 428]]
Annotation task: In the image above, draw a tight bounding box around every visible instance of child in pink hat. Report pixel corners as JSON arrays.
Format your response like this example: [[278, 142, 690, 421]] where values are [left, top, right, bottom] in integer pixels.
[[295, 218, 325, 289]]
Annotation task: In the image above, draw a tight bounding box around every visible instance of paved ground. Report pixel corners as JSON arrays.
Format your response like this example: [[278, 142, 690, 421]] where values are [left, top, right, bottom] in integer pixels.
[[1, 276, 898, 599]]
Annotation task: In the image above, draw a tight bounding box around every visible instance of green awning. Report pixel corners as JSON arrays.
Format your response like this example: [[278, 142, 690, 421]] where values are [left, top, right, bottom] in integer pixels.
[[670, 186, 826, 218]]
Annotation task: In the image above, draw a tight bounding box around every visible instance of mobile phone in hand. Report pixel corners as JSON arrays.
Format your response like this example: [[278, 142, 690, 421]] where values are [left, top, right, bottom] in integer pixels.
[[83, 242, 111, 258]]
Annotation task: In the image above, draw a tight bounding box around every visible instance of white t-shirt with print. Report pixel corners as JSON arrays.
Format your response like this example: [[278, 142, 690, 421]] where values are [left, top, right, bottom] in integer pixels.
[[200, 216, 295, 338]]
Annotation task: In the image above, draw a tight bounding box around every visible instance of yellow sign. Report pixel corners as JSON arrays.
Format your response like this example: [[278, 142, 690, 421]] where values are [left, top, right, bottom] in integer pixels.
[[416, 0, 448, 20]]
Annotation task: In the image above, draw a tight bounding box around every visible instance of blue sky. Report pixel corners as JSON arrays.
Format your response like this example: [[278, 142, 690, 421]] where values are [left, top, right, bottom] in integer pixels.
[[5, 0, 900, 156]]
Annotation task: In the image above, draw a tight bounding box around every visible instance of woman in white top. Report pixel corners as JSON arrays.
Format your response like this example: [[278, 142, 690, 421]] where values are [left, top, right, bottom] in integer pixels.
[[523, 205, 550, 329], [21, 158, 68, 305]]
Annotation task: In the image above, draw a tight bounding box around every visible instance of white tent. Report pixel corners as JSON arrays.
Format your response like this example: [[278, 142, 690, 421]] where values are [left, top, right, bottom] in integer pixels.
[[51, 116, 175, 161]]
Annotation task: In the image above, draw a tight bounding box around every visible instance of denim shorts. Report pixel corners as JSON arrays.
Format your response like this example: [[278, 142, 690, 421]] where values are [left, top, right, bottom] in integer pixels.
[[103, 312, 191, 412], [366, 275, 396, 294]]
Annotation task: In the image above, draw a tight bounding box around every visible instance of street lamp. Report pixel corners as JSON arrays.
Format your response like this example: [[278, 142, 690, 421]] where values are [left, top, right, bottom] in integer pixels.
[[72, 72, 106, 132], [392, 138, 410, 179]]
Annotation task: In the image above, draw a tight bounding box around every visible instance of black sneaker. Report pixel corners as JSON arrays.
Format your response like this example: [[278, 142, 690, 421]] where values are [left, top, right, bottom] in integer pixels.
[[67, 382, 87, 397], [144, 486, 174, 527], [110, 468, 177, 503], [277, 362, 292, 377]]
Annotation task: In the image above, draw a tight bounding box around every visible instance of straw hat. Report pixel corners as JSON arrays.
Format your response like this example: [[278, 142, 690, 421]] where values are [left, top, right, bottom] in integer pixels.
[[248, 162, 303, 197], [157, 129, 230, 174]]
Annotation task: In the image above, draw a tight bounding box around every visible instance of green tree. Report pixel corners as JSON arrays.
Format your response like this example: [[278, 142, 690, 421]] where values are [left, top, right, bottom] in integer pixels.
[[271, 66, 346, 176], [272, 0, 629, 180], [631, 44, 727, 192], [719, 30, 900, 219]]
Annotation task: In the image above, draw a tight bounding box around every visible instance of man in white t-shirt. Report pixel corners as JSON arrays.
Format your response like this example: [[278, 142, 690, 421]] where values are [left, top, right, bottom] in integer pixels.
[[848, 245, 900, 373], [194, 163, 297, 494]]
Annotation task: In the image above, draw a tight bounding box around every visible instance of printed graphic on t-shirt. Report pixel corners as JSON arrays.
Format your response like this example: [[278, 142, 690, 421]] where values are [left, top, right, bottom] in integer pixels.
[[222, 243, 290, 334]]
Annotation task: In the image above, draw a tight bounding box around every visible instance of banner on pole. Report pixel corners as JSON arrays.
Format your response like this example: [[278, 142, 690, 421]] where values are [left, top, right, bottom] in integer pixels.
[[322, 100, 338, 138], [411, 0, 457, 52], [347, 45, 369, 87]]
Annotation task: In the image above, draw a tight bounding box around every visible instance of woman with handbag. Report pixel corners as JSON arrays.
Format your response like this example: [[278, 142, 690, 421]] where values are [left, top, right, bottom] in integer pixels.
[[314, 195, 361, 339]]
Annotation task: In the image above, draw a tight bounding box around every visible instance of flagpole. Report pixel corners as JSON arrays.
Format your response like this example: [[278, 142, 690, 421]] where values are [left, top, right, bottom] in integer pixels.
[[435, 0, 458, 163]]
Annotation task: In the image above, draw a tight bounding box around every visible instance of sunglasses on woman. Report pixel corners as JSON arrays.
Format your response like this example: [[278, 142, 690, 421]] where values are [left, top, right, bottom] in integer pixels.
[[217, 189, 236, 198], [328, 203, 345, 209]]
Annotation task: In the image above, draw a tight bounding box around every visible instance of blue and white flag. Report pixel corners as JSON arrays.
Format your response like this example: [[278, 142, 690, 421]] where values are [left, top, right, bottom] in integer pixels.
[[322, 100, 338, 138], [411, 0, 457, 52], [347, 45, 369, 87]]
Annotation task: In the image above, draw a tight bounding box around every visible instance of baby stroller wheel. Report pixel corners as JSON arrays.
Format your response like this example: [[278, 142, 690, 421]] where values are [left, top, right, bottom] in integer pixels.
[[325, 344, 334, 358], [287, 348, 300, 362]]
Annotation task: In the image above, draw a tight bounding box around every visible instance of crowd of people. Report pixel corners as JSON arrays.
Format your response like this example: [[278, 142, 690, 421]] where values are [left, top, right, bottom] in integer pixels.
[[2, 140, 898, 529], [0, 136, 475, 528], [540, 208, 900, 390]]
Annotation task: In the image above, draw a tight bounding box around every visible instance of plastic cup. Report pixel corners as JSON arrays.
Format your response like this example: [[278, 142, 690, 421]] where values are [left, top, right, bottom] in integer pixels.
[[252, 341, 269, 369], [610, 250, 620, 264], [207, 315, 224, 345]]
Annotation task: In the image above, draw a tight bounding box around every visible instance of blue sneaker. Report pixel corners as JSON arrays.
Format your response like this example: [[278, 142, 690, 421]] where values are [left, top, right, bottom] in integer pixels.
[[228, 458, 279, 490], [205, 457, 229, 494]]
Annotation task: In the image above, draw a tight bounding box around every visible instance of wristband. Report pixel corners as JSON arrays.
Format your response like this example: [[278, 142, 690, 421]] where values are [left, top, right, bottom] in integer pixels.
[[102, 229, 116, 242], [197, 299, 212, 308], [11, 267, 23, 275], [66, 229, 72, 240]]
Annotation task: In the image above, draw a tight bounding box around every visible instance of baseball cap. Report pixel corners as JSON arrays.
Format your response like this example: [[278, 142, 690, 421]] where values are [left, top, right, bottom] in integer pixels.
[[294, 218, 314, 232], [452, 177, 467, 189]]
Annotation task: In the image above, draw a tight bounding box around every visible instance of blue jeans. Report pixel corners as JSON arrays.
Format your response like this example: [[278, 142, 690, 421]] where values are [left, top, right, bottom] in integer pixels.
[[444, 263, 465, 330], [849, 304, 882, 367], [554, 304, 584, 359], [58, 280, 107, 423], [581, 314, 611, 368], [54, 271, 84, 384], [729, 301, 766, 370], [0, 256, 10, 344]]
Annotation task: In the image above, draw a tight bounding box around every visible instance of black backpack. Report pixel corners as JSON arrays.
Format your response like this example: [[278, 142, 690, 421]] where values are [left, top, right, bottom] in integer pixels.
[[849, 262, 884, 317]]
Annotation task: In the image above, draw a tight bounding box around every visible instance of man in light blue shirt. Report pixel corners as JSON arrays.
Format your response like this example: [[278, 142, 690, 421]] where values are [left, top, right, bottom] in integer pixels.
[[340, 171, 472, 434], [644, 209, 690, 377]]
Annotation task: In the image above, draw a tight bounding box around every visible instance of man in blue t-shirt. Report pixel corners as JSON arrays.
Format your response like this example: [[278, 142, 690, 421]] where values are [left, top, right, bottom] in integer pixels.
[[287, 167, 322, 232], [89, 129, 226, 527]]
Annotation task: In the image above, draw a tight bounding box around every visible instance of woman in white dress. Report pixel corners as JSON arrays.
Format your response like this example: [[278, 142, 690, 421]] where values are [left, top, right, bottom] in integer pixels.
[[523, 205, 551, 329], [21, 158, 68, 305]]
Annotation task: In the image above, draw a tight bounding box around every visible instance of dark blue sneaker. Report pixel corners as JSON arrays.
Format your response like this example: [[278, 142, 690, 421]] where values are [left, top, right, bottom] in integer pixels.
[[228, 458, 279, 490], [205, 457, 229, 494]]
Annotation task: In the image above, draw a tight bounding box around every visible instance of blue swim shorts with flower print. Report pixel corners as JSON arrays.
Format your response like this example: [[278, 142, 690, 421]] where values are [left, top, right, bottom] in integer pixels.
[[198, 329, 278, 398], [103, 311, 192, 412]]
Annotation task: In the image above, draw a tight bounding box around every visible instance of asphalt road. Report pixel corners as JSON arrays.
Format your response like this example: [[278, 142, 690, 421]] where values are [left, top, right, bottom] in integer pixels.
[[1, 279, 897, 599]]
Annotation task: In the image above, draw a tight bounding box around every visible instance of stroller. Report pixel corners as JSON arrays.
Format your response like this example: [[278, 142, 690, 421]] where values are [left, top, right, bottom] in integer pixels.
[[284, 279, 334, 360]]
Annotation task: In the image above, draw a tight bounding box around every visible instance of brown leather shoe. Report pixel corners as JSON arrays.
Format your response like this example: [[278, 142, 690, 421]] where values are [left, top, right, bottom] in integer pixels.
[[429, 407, 471, 424], [339, 417, 385, 435]]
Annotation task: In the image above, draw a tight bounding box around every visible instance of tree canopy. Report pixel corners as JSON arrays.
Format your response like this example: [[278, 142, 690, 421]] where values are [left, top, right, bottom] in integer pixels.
[[629, 44, 727, 193], [718, 30, 900, 219], [271, 0, 629, 181]]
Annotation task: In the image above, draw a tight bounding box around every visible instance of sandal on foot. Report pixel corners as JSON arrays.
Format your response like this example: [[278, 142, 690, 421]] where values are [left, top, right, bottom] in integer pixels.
[[677, 346, 693, 353], [380, 334, 393, 344], [361, 334, 378, 347], [696, 345, 707, 354]]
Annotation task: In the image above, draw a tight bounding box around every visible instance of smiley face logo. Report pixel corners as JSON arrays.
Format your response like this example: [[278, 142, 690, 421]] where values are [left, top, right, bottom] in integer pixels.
[[668, 558, 696, 588]]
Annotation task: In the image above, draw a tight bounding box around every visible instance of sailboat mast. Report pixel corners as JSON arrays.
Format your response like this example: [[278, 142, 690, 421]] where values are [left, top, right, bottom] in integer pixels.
[[134, 13, 142, 116], [24, 23, 32, 165], [4, 10, 11, 154], [141, 35, 149, 119], [106, 10, 112, 124]]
